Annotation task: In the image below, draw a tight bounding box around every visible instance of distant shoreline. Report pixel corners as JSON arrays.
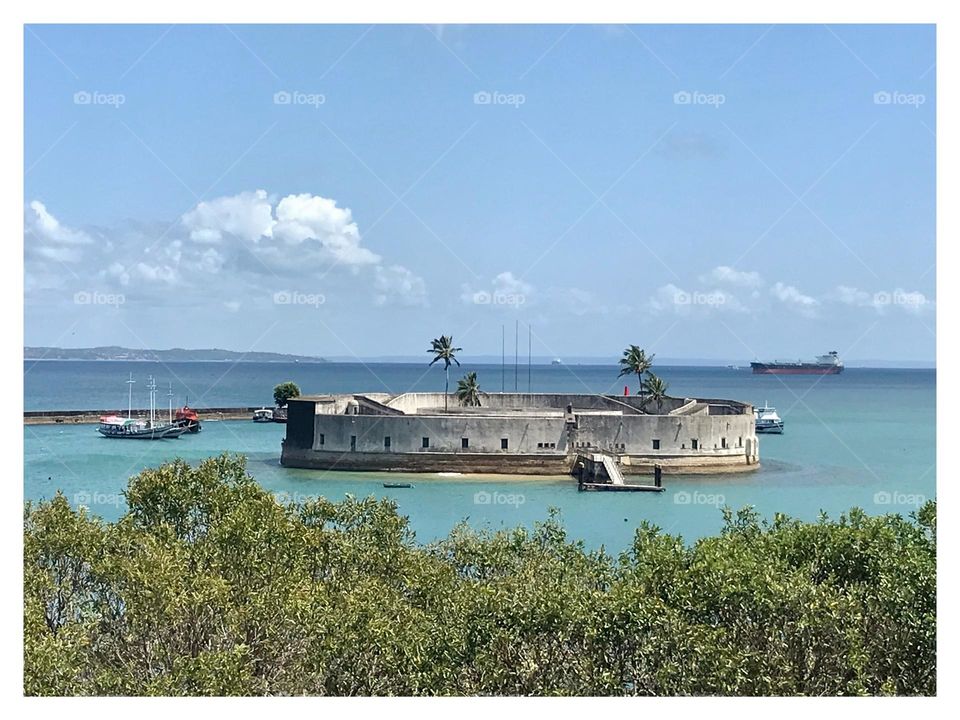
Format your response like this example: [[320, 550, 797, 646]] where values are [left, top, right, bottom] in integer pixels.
[[22, 357, 936, 370]]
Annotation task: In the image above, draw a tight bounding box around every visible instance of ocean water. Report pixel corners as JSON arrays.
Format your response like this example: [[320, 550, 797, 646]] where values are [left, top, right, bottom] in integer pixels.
[[23, 361, 936, 550]]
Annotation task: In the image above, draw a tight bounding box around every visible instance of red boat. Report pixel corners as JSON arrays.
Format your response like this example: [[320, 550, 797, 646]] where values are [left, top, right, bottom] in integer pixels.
[[174, 405, 202, 432]]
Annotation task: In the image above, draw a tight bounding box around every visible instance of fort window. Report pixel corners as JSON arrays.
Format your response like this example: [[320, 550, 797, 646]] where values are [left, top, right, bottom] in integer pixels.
[[319, 433, 325, 446], [462, 437, 469, 449], [350, 435, 356, 451], [537, 442, 543, 448], [652, 439, 660, 450], [384, 436, 391, 449], [501, 438, 509, 450], [691, 438, 699, 450], [422, 437, 429, 448], [721, 437, 727, 449]]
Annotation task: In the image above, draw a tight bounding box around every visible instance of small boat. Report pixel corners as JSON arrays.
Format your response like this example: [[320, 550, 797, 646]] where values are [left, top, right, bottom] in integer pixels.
[[754, 403, 784, 434], [174, 404, 202, 433], [383, 482, 413, 489], [253, 407, 275, 423], [272, 407, 288, 424], [98, 415, 173, 439]]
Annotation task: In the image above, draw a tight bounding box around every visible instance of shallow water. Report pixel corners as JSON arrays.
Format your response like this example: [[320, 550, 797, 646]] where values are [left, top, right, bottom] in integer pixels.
[[23, 362, 936, 550]]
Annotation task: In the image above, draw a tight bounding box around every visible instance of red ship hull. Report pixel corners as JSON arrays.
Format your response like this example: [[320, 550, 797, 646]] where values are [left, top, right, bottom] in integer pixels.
[[751, 365, 843, 375]]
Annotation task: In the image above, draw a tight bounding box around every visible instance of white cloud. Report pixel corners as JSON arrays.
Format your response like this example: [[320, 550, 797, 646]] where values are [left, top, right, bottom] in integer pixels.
[[833, 285, 932, 314], [26, 201, 93, 246], [181, 190, 275, 244], [700, 265, 763, 288], [492, 271, 532, 297], [26, 190, 418, 307], [272, 193, 380, 266], [770, 282, 818, 317], [373, 265, 427, 307], [647, 283, 744, 315], [460, 271, 533, 308]]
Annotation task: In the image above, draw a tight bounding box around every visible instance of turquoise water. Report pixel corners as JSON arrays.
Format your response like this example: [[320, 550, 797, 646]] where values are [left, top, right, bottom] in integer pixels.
[[23, 362, 936, 549]]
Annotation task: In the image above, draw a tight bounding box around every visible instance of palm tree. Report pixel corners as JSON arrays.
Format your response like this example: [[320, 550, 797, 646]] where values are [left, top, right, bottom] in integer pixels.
[[428, 335, 462, 412], [642, 372, 669, 414], [456, 372, 482, 407], [617, 345, 655, 400]]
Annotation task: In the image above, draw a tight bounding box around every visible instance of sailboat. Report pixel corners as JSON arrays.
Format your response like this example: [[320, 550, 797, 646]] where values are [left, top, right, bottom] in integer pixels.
[[98, 374, 186, 439]]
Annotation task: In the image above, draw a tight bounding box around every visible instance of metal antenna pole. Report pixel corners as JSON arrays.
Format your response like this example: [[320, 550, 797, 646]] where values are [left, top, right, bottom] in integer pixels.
[[528, 324, 532, 393], [126, 373, 135, 419], [514, 320, 518, 392]]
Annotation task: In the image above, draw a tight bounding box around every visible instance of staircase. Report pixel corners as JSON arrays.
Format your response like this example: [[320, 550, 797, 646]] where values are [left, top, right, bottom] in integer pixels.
[[598, 453, 625, 485]]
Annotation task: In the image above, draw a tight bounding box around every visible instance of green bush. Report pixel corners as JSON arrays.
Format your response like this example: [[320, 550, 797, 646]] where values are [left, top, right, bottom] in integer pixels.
[[24, 455, 936, 696]]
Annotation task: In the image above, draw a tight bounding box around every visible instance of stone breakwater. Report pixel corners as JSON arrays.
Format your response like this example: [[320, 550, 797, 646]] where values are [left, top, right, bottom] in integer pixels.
[[24, 407, 262, 425]]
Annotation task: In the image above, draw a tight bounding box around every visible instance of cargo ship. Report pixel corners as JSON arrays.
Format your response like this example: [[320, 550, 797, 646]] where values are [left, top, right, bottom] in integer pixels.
[[750, 351, 844, 375]]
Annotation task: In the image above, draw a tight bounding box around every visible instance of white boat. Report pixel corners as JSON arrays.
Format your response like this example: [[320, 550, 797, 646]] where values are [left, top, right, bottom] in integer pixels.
[[754, 402, 784, 434], [253, 407, 275, 423]]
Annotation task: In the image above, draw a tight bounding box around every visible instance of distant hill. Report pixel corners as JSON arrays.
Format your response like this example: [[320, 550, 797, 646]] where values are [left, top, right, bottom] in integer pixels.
[[24, 346, 327, 363]]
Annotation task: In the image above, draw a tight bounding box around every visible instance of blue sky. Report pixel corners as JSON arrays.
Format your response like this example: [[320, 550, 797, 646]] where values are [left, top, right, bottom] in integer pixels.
[[24, 24, 936, 363]]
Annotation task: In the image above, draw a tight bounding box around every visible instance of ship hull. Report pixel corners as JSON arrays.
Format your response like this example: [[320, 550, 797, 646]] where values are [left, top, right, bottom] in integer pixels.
[[750, 364, 843, 375]]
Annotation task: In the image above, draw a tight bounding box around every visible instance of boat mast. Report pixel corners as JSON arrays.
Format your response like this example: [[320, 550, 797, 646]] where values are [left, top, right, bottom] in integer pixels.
[[147, 376, 156, 424], [167, 382, 173, 423], [126, 373, 135, 419]]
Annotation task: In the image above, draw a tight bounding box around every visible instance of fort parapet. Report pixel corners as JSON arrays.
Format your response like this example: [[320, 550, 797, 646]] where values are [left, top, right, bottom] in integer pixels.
[[280, 392, 760, 476]]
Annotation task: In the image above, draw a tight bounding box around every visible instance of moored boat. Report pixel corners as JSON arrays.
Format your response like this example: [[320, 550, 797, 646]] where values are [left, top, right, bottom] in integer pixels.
[[98, 375, 184, 439], [754, 403, 784, 434], [253, 407, 274, 423], [174, 405, 202, 432]]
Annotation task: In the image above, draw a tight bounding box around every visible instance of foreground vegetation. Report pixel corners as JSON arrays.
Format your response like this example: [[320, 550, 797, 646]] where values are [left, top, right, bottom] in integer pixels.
[[24, 455, 935, 696]]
